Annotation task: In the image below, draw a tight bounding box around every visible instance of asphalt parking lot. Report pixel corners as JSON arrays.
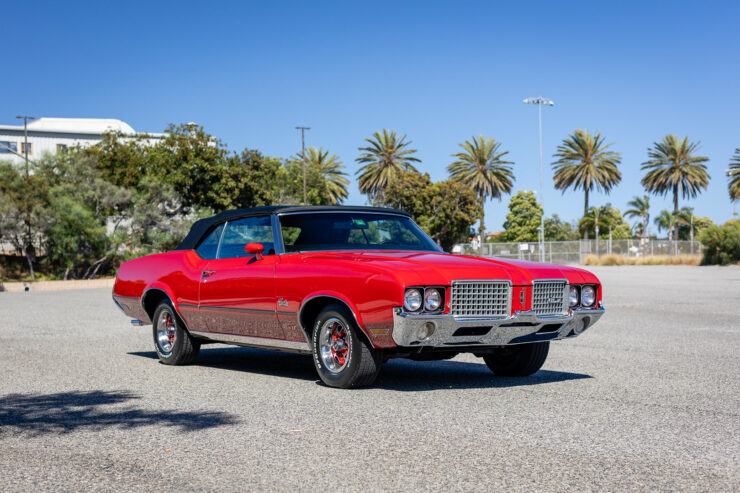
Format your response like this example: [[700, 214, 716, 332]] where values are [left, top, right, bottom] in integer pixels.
[[1, 265, 738, 491]]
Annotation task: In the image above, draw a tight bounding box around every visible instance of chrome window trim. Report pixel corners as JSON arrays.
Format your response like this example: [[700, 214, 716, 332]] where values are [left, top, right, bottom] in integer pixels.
[[450, 279, 513, 320], [215, 220, 228, 259], [276, 210, 409, 217], [274, 210, 443, 255], [271, 214, 285, 255]]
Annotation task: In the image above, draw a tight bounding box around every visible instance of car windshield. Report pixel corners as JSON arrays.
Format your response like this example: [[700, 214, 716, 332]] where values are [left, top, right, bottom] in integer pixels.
[[279, 212, 442, 253]]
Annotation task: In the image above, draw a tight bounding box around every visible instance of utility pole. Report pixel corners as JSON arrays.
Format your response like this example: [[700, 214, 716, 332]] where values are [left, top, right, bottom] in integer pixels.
[[16, 116, 35, 177], [295, 126, 310, 205], [523, 97, 554, 262]]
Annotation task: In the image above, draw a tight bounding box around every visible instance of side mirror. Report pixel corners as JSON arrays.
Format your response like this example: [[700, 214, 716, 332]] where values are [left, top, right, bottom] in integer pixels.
[[244, 242, 264, 260]]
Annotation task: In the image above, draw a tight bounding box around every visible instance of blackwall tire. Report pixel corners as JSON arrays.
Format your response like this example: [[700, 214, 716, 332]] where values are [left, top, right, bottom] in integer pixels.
[[152, 301, 200, 365], [311, 305, 381, 389], [482, 342, 549, 377]]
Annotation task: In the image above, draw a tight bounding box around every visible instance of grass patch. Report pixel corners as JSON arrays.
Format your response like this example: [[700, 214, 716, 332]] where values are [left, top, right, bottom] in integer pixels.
[[583, 254, 701, 266]]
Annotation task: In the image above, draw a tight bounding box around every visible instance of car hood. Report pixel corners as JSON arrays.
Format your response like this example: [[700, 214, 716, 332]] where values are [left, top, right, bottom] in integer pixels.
[[297, 250, 598, 286]]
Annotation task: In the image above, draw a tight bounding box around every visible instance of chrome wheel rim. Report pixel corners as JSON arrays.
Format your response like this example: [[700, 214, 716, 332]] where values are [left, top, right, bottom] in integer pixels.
[[319, 317, 351, 373], [157, 310, 176, 354]]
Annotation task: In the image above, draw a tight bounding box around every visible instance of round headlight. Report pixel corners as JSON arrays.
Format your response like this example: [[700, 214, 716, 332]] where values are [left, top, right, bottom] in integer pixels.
[[424, 288, 442, 311], [581, 286, 596, 307], [569, 286, 579, 307], [404, 289, 422, 312]]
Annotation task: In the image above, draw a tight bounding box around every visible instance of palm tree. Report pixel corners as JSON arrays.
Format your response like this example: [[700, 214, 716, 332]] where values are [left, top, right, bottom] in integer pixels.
[[579, 206, 611, 256], [448, 136, 514, 255], [625, 195, 650, 238], [654, 210, 678, 241], [728, 148, 740, 202], [641, 135, 710, 215], [355, 129, 420, 197], [293, 147, 349, 205], [551, 130, 622, 225]]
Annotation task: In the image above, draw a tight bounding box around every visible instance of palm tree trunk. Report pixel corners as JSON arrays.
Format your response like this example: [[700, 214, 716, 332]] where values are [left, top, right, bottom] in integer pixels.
[[642, 213, 648, 239], [673, 184, 679, 215], [478, 210, 486, 257], [595, 223, 599, 256], [584, 187, 589, 217]]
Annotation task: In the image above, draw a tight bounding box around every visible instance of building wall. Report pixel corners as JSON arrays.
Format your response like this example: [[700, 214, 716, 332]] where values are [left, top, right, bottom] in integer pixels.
[[0, 130, 162, 165], [0, 130, 102, 165]]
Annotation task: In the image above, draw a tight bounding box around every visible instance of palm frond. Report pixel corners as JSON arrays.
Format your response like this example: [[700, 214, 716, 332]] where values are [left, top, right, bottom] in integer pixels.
[[728, 148, 740, 202], [447, 135, 514, 200], [355, 129, 420, 196]]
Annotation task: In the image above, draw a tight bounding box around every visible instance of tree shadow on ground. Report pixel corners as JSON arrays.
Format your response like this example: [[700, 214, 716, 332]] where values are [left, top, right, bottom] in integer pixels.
[[130, 347, 592, 391], [0, 390, 238, 436]]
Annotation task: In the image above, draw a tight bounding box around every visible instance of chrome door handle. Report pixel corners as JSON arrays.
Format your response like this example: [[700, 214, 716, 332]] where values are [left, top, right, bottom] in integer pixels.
[[201, 270, 215, 279]]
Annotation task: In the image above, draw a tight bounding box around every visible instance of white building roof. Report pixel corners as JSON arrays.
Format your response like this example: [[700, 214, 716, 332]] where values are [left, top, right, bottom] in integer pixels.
[[0, 117, 161, 136]]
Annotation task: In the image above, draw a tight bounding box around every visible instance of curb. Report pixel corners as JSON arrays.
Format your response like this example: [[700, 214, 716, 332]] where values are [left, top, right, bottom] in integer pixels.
[[0, 278, 115, 292]]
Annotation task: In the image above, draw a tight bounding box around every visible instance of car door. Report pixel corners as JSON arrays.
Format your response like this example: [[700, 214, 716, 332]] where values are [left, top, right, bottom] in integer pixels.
[[197, 215, 285, 339]]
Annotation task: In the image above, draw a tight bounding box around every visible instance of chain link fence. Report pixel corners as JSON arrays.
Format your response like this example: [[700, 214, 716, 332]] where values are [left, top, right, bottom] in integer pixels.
[[453, 239, 702, 264]]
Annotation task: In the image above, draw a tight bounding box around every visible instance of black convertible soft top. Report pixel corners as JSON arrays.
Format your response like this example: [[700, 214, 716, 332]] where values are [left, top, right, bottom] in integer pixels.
[[173, 205, 410, 251]]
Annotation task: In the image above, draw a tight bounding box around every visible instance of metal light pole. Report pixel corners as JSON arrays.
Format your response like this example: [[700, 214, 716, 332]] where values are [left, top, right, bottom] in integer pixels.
[[523, 97, 554, 262], [16, 115, 35, 177], [295, 126, 310, 205]]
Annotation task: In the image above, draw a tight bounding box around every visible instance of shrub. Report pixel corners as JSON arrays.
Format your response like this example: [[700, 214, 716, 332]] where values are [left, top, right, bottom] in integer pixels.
[[698, 220, 740, 265], [583, 254, 701, 266]]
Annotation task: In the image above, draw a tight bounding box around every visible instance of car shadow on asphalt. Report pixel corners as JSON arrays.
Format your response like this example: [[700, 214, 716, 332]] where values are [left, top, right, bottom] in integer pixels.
[[129, 347, 592, 391], [0, 390, 238, 436]]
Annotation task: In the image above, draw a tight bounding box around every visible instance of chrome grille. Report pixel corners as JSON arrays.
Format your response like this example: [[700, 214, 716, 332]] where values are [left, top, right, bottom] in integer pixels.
[[532, 280, 568, 315], [451, 280, 511, 319]]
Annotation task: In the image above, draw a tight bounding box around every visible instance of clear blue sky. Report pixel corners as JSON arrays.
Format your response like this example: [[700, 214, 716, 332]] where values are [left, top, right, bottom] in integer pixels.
[[3, 0, 739, 232]]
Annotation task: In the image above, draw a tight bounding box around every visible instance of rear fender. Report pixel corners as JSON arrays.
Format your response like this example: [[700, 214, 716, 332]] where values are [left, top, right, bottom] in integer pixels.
[[141, 282, 184, 322]]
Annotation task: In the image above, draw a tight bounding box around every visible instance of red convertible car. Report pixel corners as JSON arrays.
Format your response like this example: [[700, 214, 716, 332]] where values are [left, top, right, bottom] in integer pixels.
[[113, 206, 604, 388]]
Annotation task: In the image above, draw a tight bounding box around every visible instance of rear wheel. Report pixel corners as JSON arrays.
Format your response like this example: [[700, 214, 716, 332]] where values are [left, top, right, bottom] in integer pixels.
[[152, 302, 200, 365], [482, 342, 549, 376], [311, 305, 381, 388]]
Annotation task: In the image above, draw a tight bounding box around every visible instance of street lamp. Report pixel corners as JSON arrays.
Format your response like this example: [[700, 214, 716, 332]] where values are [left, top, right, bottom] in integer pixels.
[[295, 126, 310, 205], [16, 115, 35, 177], [523, 97, 554, 262]]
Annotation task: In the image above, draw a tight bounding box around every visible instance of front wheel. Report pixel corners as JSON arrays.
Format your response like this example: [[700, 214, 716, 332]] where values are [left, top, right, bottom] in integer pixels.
[[482, 342, 549, 376], [311, 305, 381, 388], [152, 302, 200, 365]]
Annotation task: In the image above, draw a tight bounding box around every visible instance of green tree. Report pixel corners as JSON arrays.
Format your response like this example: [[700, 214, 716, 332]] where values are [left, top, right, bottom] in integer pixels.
[[699, 220, 740, 264], [544, 214, 580, 241], [0, 162, 51, 279], [379, 171, 482, 252], [234, 149, 290, 207], [149, 123, 239, 211], [35, 153, 132, 279], [654, 210, 678, 241], [83, 131, 153, 188], [728, 148, 740, 203], [448, 136, 514, 254], [288, 147, 349, 205], [356, 129, 420, 197], [641, 135, 710, 214], [498, 191, 543, 242], [625, 195, 650, 238], [552, 130, 622, 223]]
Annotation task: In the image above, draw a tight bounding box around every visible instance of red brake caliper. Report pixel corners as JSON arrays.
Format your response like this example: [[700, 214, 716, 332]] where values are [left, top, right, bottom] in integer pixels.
[[336, 327, 346, 366]]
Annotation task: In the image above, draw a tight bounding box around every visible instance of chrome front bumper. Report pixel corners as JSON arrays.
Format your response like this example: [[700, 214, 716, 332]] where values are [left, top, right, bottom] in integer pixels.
[[391, 305, 604, 347]]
